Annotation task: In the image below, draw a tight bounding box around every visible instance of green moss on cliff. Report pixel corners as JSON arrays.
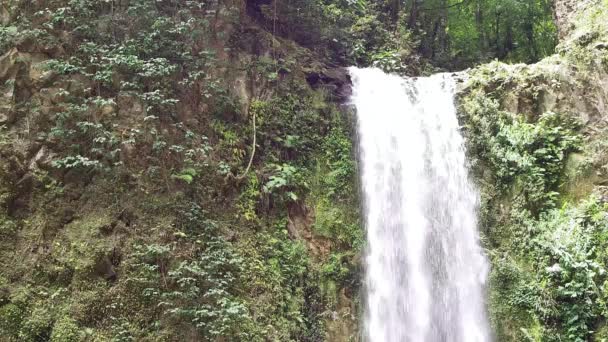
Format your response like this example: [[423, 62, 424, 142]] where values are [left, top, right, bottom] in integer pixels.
[[0, 0, 363, 340], [458, 2, 608, 339]]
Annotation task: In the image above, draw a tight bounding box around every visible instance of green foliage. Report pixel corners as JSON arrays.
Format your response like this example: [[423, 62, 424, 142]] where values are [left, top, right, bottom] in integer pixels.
[[307, 112, 363, 252], [0, 0, 364, 340], [461, 56, 608, 340], [50, 316, 81, 342], [237, 174, 262, 222], [320, 121, 356, 200], [127, 203, 257, 340], [162, 243, 250, 338], [51, 155, 103, 170], [264, 163, 306, 202], [0, 133, 17, 237], [533, 198, 608, 341], [253, 0, 421, 71], [321, 252, 358, 286], [444, 0, 557, 65], [263, 0, 557, 70], [0, 303, 24, 337], [488, 255, 540, 340], [462, 90, 581, 212], [488, 197, 608, 341], [255, 91, 325, 159], [0, 0, 234, 185], [349, 10, 419, 73], [371, 50, 409, 74], [19, 305, 53, 341], [314, 197, 363, 249], [171, 167, 197, 184], [238, 226, 324, 341]]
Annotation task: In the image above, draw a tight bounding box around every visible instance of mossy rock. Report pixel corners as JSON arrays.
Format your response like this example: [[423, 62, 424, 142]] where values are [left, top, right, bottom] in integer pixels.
[[55, 211, 117, 275], [560, 152, 596, 202]]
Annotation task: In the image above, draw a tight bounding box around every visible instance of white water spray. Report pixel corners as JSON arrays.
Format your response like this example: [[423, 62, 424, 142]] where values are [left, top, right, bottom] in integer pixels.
[[350, 68, 491, 342]]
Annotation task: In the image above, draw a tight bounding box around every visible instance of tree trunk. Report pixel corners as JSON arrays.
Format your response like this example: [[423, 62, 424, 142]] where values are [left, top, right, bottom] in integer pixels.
[[437, 0, 449, 59], [475, 0, 485, 53], [408, 0, 419, 29], [495, 10, 501, 56], [504, 19, 514, 58]]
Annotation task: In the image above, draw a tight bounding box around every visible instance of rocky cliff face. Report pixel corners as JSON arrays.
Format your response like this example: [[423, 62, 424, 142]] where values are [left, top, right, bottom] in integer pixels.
[[553, 0, 578, 38], [0, 1, 362, 341]]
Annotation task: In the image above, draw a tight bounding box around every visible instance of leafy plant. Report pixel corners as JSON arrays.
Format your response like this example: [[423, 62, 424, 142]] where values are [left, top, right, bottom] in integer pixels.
[[264, 163, 306, 202], [171, 168, 197, 184]]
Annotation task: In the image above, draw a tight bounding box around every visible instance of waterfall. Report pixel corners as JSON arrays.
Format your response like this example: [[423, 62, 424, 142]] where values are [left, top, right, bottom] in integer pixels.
[[349, 68, 491, 342]]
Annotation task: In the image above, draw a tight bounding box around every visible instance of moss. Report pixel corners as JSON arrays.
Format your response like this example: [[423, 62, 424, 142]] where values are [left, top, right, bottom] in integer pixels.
[[50, 316, 81, 342], [559, 152, 597, 203], [54, 211, 116, 279], [313, 197, 362, 249], [0, 303, 24, 338]]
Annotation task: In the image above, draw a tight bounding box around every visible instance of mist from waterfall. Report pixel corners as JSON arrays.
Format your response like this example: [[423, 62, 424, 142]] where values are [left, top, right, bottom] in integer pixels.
[[350, 67, 491, 342]]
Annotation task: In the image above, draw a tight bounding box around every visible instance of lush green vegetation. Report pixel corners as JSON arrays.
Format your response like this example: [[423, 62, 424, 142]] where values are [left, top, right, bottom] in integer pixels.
[[251, 0, 556, 72], [0, 0, 606, 340], [0, 0, 363, 340], [459, 7, 608, 336], [439, 0, 557, 65]]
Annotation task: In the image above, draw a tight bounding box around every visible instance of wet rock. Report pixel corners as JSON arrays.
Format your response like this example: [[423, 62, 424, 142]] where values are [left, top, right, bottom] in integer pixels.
[[113, 221, 128, 234], [593, 41, 608, 50], [287, 202, 331, 257], [0, 4, 9, 25], [94, 255, 117, 281], [305, 67, 352, 102], [451, 70, 470, 84], [233, 73, 251, 116], [553, 0, 580, 39], [62, 210, 76, 227], [225, 230, 238, 242], [0, 49, 20, 82], [65, 74, 92, 97], [572, 31, 600, 47], [119, 142, 136, 164], [117, 208, 136, 227], [0, 49, 52, 89], [99, 220, 117, 235], [599, 186, 608, 203], [38, 87, 66, 116], [24, 53, 53, 87], [8, 173, 34, 217], [0, 285, 8, 305], [28, 146, 56, 170]]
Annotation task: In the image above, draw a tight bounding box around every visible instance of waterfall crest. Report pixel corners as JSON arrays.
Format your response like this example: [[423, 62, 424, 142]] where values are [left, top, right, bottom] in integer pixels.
[[350, 68, 491, 342]]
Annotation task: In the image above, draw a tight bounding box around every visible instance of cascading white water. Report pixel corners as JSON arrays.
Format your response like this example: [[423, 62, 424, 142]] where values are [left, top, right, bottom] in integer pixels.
[[349, 67, 491, 342]]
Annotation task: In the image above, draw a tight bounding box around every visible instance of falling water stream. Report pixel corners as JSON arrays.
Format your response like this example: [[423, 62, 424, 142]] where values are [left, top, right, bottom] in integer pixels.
[[349, 68, 491, 342]]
